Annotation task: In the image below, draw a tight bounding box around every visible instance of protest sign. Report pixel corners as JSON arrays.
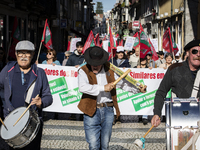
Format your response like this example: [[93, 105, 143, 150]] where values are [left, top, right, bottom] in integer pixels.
[[70, 38, 81, 52], [38, 64, 168, 115], [124, 37, 135, 51]]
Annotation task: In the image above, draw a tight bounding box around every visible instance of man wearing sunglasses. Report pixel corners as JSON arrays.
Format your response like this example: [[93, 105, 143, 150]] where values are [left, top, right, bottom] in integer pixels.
[[151, 39, 200, 127], [0, 40, 53, 150]]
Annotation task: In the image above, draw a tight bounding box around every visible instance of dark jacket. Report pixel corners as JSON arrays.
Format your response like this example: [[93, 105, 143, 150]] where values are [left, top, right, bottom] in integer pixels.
[[78, 64, 120, 119], [65, 50, 84, 66], [0, 61, 53, 118], [154, 60, 200, 117], [110, 58, 131, 68]]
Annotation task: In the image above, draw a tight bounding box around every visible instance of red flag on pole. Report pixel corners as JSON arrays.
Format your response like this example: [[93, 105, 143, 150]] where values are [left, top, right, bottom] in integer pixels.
[[82, 30, 95, 54], [41, 19, 53, 49], [133, 32, 140, 49], [100, 35, 107, 48], [148, 38, 159, 61], [139, 24, 151, 58], [94, 33, 100, 46], [119, 39, 123, 46], [162, 27, 179, 55], [109, 27, 116, 49]]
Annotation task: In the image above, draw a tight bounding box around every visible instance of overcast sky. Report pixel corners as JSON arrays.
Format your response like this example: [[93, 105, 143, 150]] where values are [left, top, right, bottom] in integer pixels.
[[93, 0, 117, 13]]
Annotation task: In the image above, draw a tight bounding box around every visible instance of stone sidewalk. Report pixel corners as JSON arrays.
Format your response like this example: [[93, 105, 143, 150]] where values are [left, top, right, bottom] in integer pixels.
[[0, 113, 166, 150]]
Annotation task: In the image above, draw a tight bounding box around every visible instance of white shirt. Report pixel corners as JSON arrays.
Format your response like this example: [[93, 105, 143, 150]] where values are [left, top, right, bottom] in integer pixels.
[[78, 66, 112, 104]]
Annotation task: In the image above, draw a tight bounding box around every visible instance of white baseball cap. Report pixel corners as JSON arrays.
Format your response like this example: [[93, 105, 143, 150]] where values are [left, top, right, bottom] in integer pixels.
[[15, 40, 35, 51], [116, 46, 124, 52]]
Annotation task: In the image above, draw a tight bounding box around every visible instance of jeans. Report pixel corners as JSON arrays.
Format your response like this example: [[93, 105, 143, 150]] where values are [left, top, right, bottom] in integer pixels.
[[84, 106, 114, 150]]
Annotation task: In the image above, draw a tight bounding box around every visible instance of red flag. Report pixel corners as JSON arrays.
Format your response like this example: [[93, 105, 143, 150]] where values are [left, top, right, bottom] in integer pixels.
[[163, 27, 179, 55], [100, 35, 107, 48], [119, 39, 123, 46], [67, 41, 70, 51], [41, 19, 53, 49], [148, 38, 159, 61], [8, 16, 21, 59], [133, 32, 140, 49], [139, 24, 151, 58], [94, 33, 100, 46], [109, 27, 116, 49], [82, 30, 95, 54]]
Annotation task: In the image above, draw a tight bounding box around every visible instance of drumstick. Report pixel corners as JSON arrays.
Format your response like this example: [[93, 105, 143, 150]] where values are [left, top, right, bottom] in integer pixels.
[[13, 94, 39, 126], [0, 118, 8, 130], [143, 125, 154, 138], [113, 69, 131, 85]]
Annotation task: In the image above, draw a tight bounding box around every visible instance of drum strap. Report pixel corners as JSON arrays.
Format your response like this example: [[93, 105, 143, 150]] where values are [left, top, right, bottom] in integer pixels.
[[25, 80, 36, 104], [181, 121, 200, 150], [191, 69, 200, 98]]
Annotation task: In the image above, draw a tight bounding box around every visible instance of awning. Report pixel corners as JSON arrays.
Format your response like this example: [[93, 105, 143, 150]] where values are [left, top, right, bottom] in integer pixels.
[[70, 28, 87, 38]]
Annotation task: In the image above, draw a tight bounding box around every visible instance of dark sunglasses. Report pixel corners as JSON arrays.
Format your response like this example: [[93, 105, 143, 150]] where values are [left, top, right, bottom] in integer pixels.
[[191, 49, 200, 55], [47, 52, 52, 55]]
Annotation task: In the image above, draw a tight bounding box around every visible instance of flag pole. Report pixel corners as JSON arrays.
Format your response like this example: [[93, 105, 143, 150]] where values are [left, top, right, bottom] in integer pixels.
[[36, 41, 42, 63], [112, 48, 113, 64]]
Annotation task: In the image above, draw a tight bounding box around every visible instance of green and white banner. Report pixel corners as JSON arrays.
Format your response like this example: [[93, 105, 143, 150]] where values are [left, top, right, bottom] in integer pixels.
[[38, 64, 167, 115]]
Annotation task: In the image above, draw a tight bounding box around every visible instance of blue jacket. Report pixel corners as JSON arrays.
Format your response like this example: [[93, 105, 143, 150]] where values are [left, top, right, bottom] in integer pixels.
[[110, 58, 131, 68], [0, 61, 53, 118], [65, 50, 84, 66]]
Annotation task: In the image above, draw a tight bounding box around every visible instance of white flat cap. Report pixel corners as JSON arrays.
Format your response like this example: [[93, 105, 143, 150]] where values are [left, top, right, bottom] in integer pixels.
[[15, 40, 35, 51]]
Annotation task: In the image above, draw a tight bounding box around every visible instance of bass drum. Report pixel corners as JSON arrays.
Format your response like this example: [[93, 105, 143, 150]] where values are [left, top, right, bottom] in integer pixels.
[[0, 107, 40, 148]]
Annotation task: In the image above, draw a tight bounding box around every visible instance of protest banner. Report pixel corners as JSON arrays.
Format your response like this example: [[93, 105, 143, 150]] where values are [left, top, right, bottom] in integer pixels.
[[70, 38, 81, 52], [38, 64, 168, 115], [124, 36, 135, 51]]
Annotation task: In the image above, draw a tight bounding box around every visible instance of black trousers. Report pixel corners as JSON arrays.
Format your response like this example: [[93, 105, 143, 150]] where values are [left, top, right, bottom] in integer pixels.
[[9, 123, 43, 150]]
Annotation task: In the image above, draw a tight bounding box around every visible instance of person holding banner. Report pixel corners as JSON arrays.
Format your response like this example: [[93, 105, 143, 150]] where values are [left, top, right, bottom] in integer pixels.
[[42, 49, 61, 66], [152, 39, 200, 127], [109, 46, 130, 68], [66, 41, 84, 68], [0, 40, 53, 150], [129, 48, 140, 68], [159, 53, 173, 69]]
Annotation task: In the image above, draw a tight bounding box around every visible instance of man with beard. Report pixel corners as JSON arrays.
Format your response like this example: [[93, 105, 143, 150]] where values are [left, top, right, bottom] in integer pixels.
[[151, 39, 200, 127], [78, 46, 146, 150], [0, 40, 53, 150], [66, 41, 84, 68]]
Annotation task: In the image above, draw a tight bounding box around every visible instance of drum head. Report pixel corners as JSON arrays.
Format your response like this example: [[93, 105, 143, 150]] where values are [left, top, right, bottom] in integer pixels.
[[1, 107, 30, 140]]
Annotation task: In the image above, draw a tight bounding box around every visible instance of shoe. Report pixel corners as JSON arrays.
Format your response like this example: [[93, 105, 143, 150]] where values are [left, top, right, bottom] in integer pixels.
[[142, 118, 148, 125]]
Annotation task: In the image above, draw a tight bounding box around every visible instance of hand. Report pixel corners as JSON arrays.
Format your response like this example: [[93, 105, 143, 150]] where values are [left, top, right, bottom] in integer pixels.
[[137, 65, 141, 68], [149, 67, 153, 70], [35, 60, 38, 65], [75, 65, 79, 68], [31, 96, 42, 108], [104, 82, 114, 92], [163, 67, 167, 70], [52, 63, 56, 66], [151, 115, 161, 127], [139, 85, 147, 93], [123, 67, 126, 69]]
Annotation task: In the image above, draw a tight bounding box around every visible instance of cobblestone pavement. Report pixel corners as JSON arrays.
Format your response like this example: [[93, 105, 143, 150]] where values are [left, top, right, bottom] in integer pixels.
[[0, 113, 166, 150]]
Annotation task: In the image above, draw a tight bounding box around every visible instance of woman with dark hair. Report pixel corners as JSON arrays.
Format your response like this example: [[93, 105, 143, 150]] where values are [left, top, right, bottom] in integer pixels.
[[42, 49, 61, 66], [159, 52, 173, 69], [110, 47, 130, 68]]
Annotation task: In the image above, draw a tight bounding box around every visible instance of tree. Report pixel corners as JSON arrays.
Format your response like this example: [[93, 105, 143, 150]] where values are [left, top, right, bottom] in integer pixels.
[[96, 2, 103, 14]]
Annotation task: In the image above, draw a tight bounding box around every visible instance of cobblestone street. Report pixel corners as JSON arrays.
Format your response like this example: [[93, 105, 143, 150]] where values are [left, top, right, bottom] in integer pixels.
[[0, 113, 166, 150]]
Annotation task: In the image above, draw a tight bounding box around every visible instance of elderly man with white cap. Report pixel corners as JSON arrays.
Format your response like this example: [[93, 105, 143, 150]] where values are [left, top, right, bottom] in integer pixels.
[[0, 40, 52, 150]]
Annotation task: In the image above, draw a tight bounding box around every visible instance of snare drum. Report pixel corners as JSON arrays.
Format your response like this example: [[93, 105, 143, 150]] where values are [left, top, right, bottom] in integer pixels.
[[0, 107, 40, 148]]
